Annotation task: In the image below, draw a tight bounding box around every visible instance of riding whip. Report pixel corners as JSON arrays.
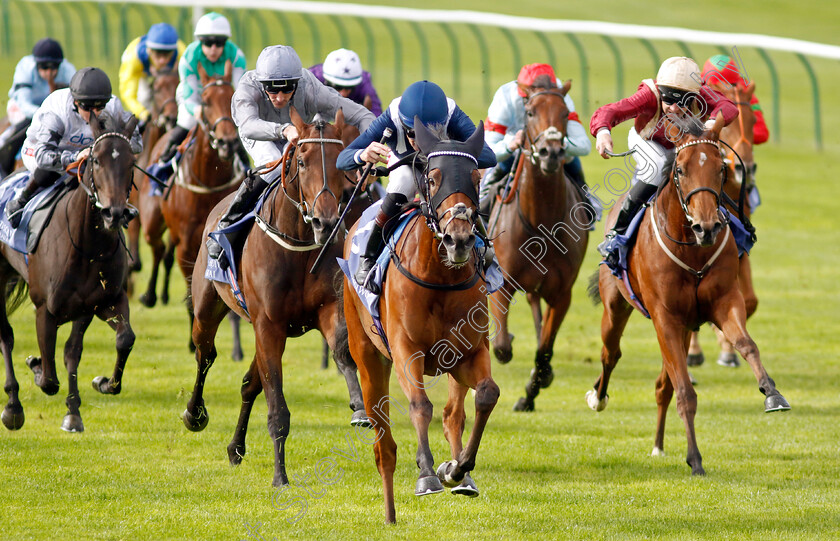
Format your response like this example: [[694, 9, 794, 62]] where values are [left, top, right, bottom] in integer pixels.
[[309, 127, 392, 274]]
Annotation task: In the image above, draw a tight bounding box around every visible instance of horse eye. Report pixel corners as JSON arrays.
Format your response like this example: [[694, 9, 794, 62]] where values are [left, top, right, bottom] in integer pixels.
[[526, 110, 534, 118], [676, 166, 683, 176]]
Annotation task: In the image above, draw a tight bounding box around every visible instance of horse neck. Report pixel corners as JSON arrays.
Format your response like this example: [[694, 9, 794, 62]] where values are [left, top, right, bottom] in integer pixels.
[[267, 164, 314, 240], [519, 159, 569, 221], [654, 179, 699, 246], [67, 182, 119, 253]]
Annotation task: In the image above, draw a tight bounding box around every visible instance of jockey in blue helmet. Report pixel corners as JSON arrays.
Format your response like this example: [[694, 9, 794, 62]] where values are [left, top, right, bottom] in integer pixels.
[[337, 80, 496, 290]]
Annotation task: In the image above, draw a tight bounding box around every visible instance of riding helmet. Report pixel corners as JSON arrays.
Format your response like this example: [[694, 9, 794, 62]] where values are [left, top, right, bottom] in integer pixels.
[[255, 45, 303, 82], [398, 81, 448, 128], [32, 38, 64, 64], [656, 57, 702, 92], [194, 12, 232, 38], [702, 55, 745, 87], [323, 48, 363, 87], [146, 23, 179, 51], [516, 63, 556, 96], [70, 67, 112, 101]]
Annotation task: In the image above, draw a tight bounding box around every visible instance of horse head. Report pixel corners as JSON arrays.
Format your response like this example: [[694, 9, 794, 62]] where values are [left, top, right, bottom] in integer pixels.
[[522, 77, 571, 175], [87, 112, 139, 230], [197, 60, 239, 161], [414, 117, 484, 267], [715, 81, 757, 188], [668, 112, 727, 246], [151, 67, 179, 132], [286, 107, 346, 244]]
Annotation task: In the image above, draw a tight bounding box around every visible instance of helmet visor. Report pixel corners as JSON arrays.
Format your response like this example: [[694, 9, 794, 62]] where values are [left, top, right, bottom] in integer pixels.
[[262, 79, 298, 95]]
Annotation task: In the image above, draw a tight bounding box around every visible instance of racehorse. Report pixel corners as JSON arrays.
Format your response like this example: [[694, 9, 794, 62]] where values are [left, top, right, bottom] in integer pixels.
[[185, 109, 367, 486], [486, 80, 590, 411], [127, 68, 179, 281], [158, 61, 245, 359], [344, 120, 499, 524], [586, 113, 789, 475], [688, 82, 759, 368], [0, 113, 139, 432]]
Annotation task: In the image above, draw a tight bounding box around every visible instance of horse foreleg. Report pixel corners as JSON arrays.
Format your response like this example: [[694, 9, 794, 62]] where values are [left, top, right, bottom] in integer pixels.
[[515, 293, 569, 412], [228, 355, 262, 465], [652, 365, 674, 456], [714, 255, 758, 368], [687, 331, 705, 366], [441, 375, 480, 497], [711, 298, 789, 413], [161, 238, 175, 305], [30, 306, 60, 395], [526, 292, 542, 339], [127, 214, 142, 273], [91, 296, 135, 396], [61, 316, 93, 432], [489, 285, 515, 364], [139, 224, 167, 308], [228, 312, 243, 362], [320, 307, 367, 426], [588, 272, 632, 412], [0, 291, 23, 430], [254, 321, 291, 488]]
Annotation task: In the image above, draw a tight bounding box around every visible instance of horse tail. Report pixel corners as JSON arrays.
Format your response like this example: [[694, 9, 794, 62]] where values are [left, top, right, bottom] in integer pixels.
[[5, 277, 30, 315], [586, 270, 602, 306]]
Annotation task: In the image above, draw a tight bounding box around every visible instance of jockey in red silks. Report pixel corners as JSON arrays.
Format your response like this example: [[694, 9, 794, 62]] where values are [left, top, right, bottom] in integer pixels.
[[701, 54, 769, 145]]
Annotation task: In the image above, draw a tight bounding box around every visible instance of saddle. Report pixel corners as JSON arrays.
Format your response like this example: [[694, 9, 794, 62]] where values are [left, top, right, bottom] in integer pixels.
[[0, 171, 75, 254]]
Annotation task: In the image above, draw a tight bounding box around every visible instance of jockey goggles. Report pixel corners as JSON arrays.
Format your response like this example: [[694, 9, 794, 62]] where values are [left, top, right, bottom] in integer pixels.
[[200, 36, 227, 48], [37, 61, 60, 71], [326, 80, 356, 92], [658, 86, 693, 106], [262, 80, 298, 95], [76, 99, 109, 112], [399, 119, 416, 139]]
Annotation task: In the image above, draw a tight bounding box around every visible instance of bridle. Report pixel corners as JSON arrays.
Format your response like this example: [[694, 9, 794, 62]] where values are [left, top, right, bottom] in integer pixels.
[[198, 79, 238, 153], [522, 90, 568, 166], [77, 131, 135, 209]]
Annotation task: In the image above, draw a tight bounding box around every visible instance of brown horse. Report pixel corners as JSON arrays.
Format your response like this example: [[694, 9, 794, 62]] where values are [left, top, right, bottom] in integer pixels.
[[0, 114, 139, 432], [344, 121, 499, 524], [486, 80, 590, 411], [587, 113, 789, 476], [688, 82, 759, 368], [158, 61, 245, 357], [127, 68, 180, 280], [185, 109, 367, 485]]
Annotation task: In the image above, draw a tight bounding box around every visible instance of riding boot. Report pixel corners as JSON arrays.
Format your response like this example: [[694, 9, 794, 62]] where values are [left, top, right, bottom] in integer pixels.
[[207, 173, 266, 265], [354, 192, 407, 291], [157, 125, 189, 164], [6, 168, 61, 228], [235, 144, 251, 173], [598, 181, 658, 265], [0, 119, 30, 179]]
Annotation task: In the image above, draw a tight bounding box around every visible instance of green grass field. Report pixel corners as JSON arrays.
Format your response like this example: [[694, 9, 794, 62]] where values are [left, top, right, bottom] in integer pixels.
[[0, 1, 839, 540]]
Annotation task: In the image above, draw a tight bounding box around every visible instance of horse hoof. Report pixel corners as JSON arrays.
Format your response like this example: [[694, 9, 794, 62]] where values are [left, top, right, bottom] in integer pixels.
[[450, 472, 479, 497], [691, 465, 706, 476], [415, 475, 444, 496], [129, 261, 142, 273], [651, 447, 665, 457], [513, 397, 534, 412], [716, 352, 740, 368], [764, 394, 791, 413], [183, 407, 209, 432], [231, 348, 244, 362], [188, 340, 196, 353], [1, 405, 24, 430], [350, 409, 372, 428], [686, 352, 704, 366], [493, 346, 512, 364], [138, 292, 156, 308], [531, 367, 554, 389], [92, 376, 120, 395], [60, 414, 84, 433], [161, 293, 169, 305], [585, 389, 608, 411], [227, 442, 245, 466], [435, 460, 460, 488]]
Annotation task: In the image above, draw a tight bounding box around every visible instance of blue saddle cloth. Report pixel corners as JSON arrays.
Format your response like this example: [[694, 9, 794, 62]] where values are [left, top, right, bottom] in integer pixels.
[[337, 200, 504, 351], [0, 171, 69, 254], [145, 151, 182, 197]]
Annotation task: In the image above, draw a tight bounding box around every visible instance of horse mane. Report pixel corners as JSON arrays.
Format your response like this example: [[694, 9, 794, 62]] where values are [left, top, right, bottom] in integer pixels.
[[666, 114, 704, 139]]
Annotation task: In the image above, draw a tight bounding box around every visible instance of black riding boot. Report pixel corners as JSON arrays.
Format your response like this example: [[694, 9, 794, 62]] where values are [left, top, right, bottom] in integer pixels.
[[608, 181, 658, 238], [158, 125, 189, 164], [355, 193, 407, 291], [0, 119, 31, 179], [207, 173, 266, 266], [6, 168, 60, 228]]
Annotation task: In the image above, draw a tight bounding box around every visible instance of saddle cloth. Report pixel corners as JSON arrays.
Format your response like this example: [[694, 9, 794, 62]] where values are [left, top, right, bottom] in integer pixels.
[[0, 171, 73, 254]]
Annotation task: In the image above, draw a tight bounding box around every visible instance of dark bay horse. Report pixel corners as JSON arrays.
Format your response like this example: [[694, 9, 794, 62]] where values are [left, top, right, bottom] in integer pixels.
[[127, 68, 179, 282], [185, 109, 367, 486], [1, 114, 139, 432], [587, 114, 789, 475], [486, 80, 590, 411], [158, 61, 245, 359], [344, 120, 499, 524], [688, 82, 759, 367]]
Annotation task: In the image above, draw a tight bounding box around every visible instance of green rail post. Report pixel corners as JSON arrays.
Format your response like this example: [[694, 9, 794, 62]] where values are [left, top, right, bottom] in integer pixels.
[[2, 0, 9, 55], [565, 32, 590, 116], [178, 7, 191, 43], [755, 48, 780, 143], [409, 22, 430, 81], [99, 2, 110, 60], [246, 9, 270, 62], [40, 3, 56, 51], [600, 35, 624, 101], [467, 24, 491, 104], [272, 12, 294, 48], [354, 16, 376, 77], [534, 32, 557, 72], [638, 38, 660, 73], [52, 3, 74, 61], [716, 45, 730, 56], [301, 13, 321, 66], [499, 27, 521, 76], [795, 53, 822, 149], [440, 23, 460, 99], [329, 15, 349, 49], [676, 40, 694, 60], [383, 19, 403, 96], [68, 2, 93, 65]]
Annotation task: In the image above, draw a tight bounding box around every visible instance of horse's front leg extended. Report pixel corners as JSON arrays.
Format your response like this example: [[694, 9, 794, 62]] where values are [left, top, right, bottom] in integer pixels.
[[253, 319, 291, 487], [30, 306, 60, 395], [587, 272, 633, 412], [63, 316, 93, 432], [515, 295, 569, 412], [92, 296, 135, 395], [0, 291, 24, 430], [488, 285, 515, 364], [228, 356, 262, 465]]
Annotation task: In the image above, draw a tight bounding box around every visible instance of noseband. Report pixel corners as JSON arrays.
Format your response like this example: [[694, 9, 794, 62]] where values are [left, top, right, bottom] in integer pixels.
[[199, 79, 237, 152], [78, 131, 134, 209], [419, 150, 479, 240], [523, 90, 567, 165], [671, 139, 727, 223]]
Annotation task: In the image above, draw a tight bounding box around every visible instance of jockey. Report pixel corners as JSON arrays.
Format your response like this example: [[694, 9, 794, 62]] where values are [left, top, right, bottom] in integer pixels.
[[155, 12, 247, 170], [0, 38, 76, 179], [205, 45, 377, 265], [6, 67, 142, 227], [308, 48, 383, 116], [701, 54, 769, 144], [480, 63, 593, 215], [118, 23, 186, 132], [336, 80, 496, 290], [590, 56, 738, 265]]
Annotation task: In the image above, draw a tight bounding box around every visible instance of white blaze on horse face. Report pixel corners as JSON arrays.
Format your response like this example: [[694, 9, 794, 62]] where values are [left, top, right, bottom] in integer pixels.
[[544, 126, 564, 141], [699, 152, 707, 167], [112, 148, 120, 160]]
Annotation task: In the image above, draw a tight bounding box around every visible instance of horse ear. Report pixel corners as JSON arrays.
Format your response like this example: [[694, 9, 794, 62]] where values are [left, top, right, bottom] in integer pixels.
[[197, 62, 209, 86], [223, 60, 233, 83], [744, 80, 756, 99], [466, 120, 485, 159], [334, 108, 345, 133], [363, 94, 373, 111], [289, 106, 306, 133], [124, 115, 139, 138], [560, 79, 572, 96], [413, 115, 437, 154], [89, 110, 105, 138]]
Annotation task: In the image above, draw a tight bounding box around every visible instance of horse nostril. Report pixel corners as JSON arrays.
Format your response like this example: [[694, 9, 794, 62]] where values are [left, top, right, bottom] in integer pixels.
[[311, 217, 322, 231], [691, 223, 704, 235], [538, 148, 549, 159], [442, 234, 455, 248]]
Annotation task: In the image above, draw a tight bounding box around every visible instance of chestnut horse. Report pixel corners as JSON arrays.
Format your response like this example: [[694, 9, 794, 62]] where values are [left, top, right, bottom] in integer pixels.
[[586, 114, 789, 475], [0, 114, 139, 432], [158, 62, 245, 358], [344, 120, 499, 524], [487, 80, 590, 411], [127, 68, 179, 281], [688, 82, 759, 368], [185, 110, 367, 485]]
